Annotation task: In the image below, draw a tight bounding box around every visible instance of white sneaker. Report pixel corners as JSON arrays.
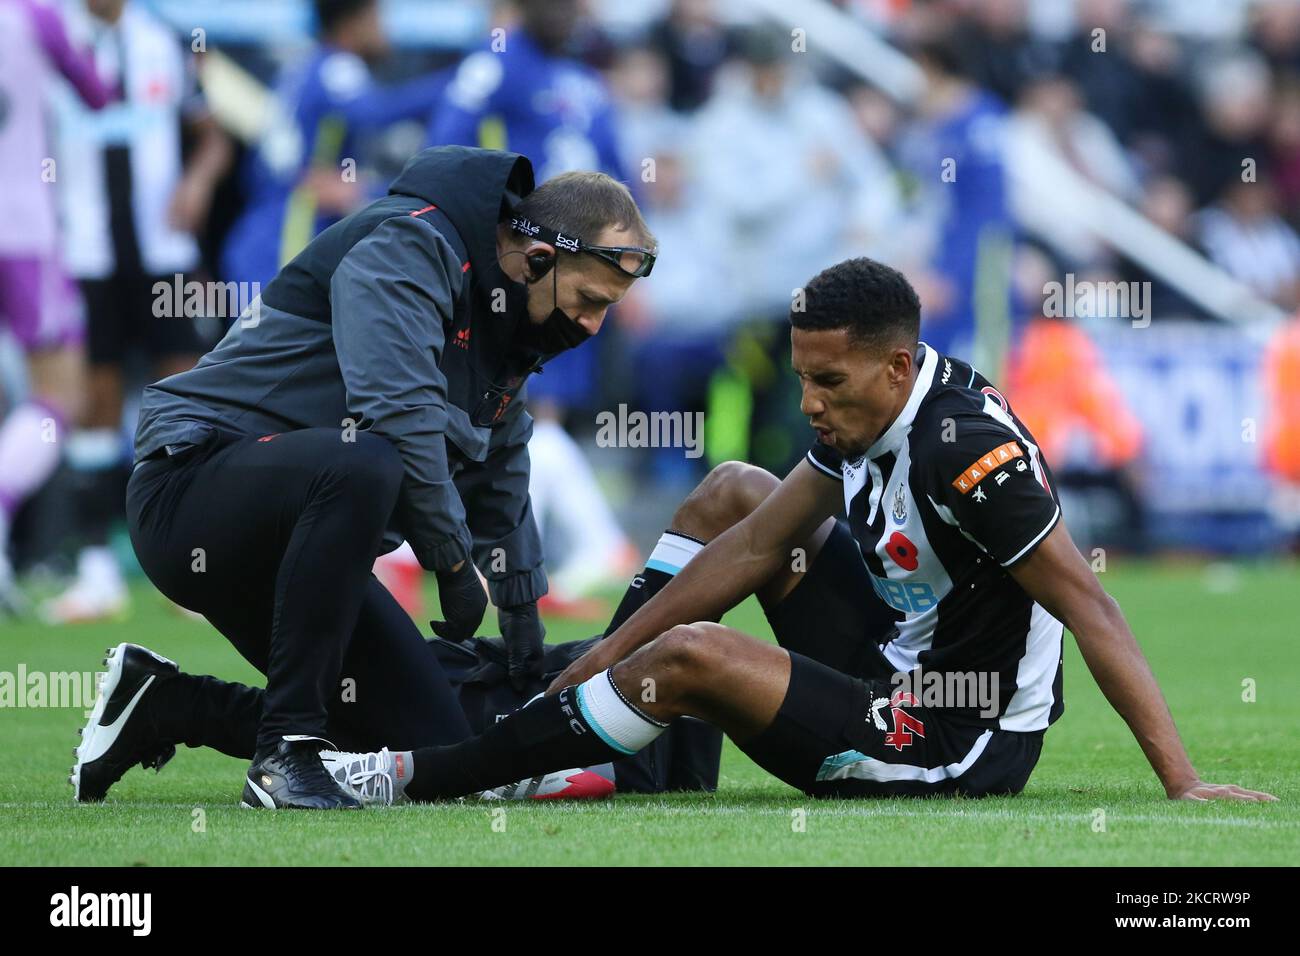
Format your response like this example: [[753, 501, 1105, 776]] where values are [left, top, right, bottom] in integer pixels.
[[320, 748, 618, 804], [320, 747, 398, 807], [40, 548, 128, 624]]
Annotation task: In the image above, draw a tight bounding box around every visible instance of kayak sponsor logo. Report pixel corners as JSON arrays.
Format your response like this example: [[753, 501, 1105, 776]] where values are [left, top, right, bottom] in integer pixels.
[[951, 441, 1023, 494]]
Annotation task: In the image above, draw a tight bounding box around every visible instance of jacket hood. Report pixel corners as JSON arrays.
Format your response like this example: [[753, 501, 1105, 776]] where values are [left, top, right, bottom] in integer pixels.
[[388, 145, 535, 278]]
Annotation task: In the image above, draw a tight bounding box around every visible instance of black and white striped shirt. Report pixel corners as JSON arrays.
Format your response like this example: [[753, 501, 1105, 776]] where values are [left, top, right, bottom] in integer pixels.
[[807, 344, 1065, 732]]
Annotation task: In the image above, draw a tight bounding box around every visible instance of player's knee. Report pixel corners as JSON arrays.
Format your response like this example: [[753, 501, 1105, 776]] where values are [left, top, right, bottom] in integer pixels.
[[648, 622, 726, 690], [672, 461, 778, 541]]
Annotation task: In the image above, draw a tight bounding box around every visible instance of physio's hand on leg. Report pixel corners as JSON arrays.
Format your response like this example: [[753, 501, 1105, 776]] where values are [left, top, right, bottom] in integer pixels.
[[430, 561, 487, 643], [500, 602, 545, 692]]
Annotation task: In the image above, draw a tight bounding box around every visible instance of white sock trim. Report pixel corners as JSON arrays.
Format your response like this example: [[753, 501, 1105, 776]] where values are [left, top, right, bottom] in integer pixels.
[[645, 531, 704, 576], [575, 670, 668, 755]]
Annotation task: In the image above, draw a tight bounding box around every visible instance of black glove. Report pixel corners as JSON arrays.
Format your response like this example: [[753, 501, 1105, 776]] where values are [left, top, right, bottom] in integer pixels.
[[499, 602, 545, 692], [430, 562, 487, 644]]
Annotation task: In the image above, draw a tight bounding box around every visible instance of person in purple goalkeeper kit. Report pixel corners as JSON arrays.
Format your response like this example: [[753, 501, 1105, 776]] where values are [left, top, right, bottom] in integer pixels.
[[39, 0, 232, 625], [0, 0, 114, 613]]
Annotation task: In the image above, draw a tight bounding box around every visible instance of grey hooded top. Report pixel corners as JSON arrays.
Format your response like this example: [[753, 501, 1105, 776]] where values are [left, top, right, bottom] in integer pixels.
[[134, 146, 553, 607]]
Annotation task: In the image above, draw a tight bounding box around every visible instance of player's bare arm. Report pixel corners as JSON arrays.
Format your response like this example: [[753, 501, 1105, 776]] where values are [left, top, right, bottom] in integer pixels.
[[546, 459, 842, 693], [1009, 520, 1277, 803]]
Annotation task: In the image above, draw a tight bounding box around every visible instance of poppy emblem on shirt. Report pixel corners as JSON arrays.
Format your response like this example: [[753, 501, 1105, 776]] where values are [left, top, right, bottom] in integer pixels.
[[886, 531, 919, 571]]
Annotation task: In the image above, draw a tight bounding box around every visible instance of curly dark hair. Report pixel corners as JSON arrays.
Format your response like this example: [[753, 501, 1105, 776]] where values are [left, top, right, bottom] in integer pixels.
[[791, 257, 921, 351]]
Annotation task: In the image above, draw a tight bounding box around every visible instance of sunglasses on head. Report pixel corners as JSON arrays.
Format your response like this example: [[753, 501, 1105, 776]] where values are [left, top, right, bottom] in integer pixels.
[[510, 216, 656, 278]]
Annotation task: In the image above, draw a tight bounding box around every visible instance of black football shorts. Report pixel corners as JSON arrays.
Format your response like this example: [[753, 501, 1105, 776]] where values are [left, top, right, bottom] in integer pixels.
[[740, 650, 1045, 798]]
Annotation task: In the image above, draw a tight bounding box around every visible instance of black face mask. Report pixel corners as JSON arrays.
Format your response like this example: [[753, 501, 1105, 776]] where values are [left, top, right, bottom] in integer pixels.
[[515, 305, 591, 353], [512, 254, 592, 355]]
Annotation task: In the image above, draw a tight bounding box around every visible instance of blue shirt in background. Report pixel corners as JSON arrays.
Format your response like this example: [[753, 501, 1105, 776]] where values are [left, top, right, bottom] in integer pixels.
[[223, 44, 446, 288]]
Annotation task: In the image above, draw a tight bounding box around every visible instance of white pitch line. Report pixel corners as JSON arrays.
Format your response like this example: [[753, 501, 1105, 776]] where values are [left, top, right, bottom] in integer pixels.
[[621, 804, 1296, 829], [430, 799, 1295, 829], [4, 802, 1292, 829]]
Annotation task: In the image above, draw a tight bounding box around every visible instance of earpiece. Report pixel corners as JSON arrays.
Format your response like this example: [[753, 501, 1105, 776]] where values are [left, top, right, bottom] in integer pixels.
[[500, 235, 558, 284], [525, 248, 556, 282]]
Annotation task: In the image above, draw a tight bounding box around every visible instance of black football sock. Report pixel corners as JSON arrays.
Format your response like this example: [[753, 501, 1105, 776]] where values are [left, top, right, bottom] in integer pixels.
[[146, 672, 261, 759], [66, 430, 127, 548], [603, 530, 706, 638], [406, 671, 668, 800], [85, 461, 130, 547]]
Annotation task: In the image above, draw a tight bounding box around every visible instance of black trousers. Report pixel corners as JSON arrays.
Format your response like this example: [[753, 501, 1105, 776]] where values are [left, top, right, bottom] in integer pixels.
[[126, 427, 471, 757]]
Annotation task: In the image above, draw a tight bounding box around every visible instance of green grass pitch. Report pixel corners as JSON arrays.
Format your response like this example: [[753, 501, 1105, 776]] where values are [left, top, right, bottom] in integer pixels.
[[1, 559, 1295, 866]]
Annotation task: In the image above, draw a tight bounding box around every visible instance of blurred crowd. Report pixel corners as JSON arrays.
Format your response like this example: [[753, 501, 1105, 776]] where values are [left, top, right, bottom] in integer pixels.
[[2, 0, 1300, 624]]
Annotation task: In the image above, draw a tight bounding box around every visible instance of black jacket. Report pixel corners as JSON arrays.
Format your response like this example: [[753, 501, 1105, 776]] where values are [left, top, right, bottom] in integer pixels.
[[134, 146, 551, 606]]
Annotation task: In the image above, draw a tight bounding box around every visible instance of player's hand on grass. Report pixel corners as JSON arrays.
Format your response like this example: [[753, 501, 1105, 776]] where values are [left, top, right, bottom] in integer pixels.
[[499, 602, 545, 692], [430, 561, 487, 643], [1169, 780, 1278, 802]]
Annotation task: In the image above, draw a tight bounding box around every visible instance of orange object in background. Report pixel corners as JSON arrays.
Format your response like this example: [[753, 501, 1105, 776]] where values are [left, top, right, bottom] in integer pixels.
[[1263, 317, 1300, 482], [373, 543, 423, 620], [1004, 318, 1143, 470]]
